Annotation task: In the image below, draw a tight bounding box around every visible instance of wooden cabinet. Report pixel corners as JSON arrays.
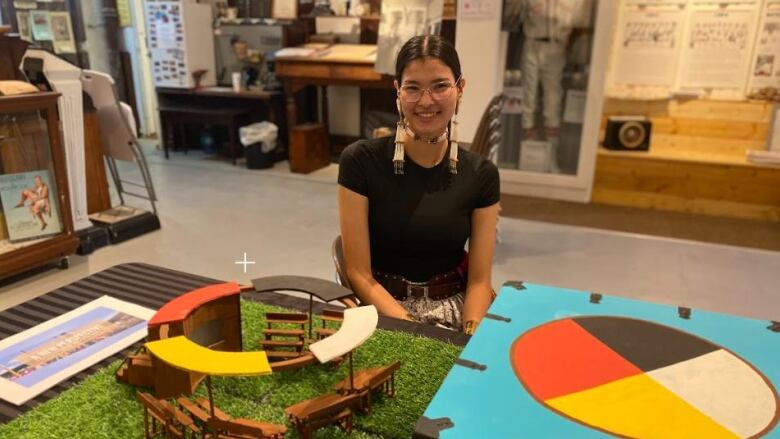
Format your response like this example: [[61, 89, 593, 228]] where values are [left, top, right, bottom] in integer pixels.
[[0, 35, 28, 81], [0, 92, 79, 279]]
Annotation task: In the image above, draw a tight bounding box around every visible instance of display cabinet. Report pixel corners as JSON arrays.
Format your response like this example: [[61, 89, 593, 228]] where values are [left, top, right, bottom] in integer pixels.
[[0, 92, 78, 279], [455, 0, 615, 202]]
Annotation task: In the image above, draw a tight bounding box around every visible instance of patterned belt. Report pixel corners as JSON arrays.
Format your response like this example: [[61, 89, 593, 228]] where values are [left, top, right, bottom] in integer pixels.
[[373, 268, 465, 301]]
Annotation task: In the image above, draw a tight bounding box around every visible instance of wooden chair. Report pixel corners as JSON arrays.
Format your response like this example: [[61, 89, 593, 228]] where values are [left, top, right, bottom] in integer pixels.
[[284, 393, 361, 439], [332, 361, 401, 414], [177, 397, 286, 439]]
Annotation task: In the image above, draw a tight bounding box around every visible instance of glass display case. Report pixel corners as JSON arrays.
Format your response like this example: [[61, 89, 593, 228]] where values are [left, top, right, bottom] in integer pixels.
[[500, 0, 597, 175], [450, 0, 614, 202], [0, 92, 78, 279]]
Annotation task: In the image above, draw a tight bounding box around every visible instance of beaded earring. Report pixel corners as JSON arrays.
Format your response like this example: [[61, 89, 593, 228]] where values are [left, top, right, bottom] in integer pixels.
[[393, 97, 405, 175], [448, 96, 461, 174]]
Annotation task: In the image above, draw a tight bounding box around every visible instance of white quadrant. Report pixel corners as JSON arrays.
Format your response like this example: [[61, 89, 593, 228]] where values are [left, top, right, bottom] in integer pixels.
[[647, 349, 778, 438]]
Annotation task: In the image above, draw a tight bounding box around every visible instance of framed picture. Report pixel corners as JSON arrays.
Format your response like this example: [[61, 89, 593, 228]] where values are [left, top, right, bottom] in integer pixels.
[[30, 10, 52, 41], [0, 170, 63, 242], [0, 296, 154, 405], [768, 104, 780, 152], [49, 12, 76, 54], [272, 0, 298, 20], [15, 11, 32, 42]]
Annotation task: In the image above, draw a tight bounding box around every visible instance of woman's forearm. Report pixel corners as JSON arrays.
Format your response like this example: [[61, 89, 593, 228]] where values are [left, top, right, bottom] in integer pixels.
[[348, 270, 410, 319], [462, 283, 494, 328]]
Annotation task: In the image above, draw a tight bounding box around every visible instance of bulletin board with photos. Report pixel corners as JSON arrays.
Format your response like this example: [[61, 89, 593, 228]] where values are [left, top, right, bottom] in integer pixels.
[[0, 92, 78, 278]]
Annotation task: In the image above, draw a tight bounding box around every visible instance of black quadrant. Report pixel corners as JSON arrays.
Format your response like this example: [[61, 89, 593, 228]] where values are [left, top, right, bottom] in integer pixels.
[[573, 316, 720, 372]]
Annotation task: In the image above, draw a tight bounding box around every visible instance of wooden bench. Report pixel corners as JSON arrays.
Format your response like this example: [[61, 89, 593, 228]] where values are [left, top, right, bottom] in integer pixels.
[[176, 397, 286, 439], [284, 393, 360, 439], [333, 362, 401, 414], [137, 391, 200, 439]]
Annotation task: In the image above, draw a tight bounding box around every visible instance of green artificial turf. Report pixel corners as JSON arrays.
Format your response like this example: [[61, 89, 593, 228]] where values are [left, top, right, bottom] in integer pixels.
[[0, 300, 462, 439]]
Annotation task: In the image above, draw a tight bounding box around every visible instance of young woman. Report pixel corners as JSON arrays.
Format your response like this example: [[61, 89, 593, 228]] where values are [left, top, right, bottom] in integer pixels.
[[338, 35, 500, 334]]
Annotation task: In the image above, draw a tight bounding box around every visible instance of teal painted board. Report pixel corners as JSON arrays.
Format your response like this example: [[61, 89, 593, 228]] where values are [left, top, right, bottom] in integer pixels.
[[416, 283, 780, 439]]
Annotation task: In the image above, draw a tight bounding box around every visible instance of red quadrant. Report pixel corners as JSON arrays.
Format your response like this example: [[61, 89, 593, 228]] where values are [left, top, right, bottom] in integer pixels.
[[511, 318, 642, 400]]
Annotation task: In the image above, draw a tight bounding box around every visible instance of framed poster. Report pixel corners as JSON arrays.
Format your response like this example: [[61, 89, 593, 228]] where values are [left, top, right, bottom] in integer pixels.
[[272, 0, 298, 20], [30, 10, 52, 41], [0, 170, 62, 242], [0, 296, 154, 406], [609, 0, 687, 91], [677, 1, 761, 98], [748, 0, 780, 92], [49, 12, 76, 54], [15, 11, 32, 42]]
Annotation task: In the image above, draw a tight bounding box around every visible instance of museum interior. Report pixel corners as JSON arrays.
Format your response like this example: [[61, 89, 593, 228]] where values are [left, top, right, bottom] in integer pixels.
[[0, 0, 778, 438]]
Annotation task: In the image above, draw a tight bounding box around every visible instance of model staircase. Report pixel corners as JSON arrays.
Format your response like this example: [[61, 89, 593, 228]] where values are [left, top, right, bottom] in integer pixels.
[[261, 310, 345, 364], [115, 349, 155, 388]]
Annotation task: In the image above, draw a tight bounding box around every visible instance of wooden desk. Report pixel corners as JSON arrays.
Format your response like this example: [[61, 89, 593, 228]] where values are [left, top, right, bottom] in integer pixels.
[[156, 87, 286, 164], [275, 44, 394, 137]]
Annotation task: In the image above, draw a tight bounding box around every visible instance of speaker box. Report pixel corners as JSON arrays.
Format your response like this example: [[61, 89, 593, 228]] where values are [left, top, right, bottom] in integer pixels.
[[604, 116, 652, 151]]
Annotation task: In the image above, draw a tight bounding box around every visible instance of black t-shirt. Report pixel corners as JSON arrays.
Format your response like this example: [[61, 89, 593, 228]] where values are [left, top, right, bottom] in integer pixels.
[[338, 136, 500, 282]]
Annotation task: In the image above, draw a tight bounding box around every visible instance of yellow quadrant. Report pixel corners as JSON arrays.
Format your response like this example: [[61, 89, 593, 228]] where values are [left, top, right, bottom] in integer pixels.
[[546, 374, 738, 439], [146, 336, 271, 376]]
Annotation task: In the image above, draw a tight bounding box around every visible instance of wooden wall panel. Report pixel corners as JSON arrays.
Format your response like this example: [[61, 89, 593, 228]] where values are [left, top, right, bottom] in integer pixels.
[[596, 97, 778, 222]]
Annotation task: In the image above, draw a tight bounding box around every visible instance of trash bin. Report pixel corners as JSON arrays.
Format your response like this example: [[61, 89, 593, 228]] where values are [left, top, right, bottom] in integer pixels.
[[240, 122, 278, 169]]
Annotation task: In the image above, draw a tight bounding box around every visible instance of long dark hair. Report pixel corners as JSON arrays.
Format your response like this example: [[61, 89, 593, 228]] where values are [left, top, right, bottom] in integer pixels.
[[395, 35, 462, 83]]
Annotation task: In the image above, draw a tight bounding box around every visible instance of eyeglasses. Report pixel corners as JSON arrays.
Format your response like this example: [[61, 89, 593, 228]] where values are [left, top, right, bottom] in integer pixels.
[[398, 77, 461, 103]]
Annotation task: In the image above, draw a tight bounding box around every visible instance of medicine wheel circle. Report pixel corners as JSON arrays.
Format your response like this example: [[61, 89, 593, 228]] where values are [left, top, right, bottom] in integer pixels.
[[511, 316, 779, 438]]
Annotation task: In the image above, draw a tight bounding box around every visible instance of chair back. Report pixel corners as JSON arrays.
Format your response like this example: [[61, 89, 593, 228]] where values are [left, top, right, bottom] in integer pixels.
[[81, 69, 138, 162], [332, 235, 351, 289], [332, 235, 360, 307], [469, 94, 505, 164], [137, 391, 169, 424]]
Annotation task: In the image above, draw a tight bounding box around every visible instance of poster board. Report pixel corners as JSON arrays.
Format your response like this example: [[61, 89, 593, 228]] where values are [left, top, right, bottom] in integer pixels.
[[748, 0, 780, 93], [49, 12, 76, 54], [677, 0, 761, 100], [0, 296, 153, 406], [607, 0, 688, 99]]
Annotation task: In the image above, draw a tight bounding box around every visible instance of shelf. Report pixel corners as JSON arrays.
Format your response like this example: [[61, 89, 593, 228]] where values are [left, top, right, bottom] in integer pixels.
[[597, 147, 779, 169]]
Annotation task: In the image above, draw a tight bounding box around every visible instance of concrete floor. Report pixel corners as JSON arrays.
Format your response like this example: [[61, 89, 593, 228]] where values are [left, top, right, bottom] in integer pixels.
[[2, 147, 779, 324]]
